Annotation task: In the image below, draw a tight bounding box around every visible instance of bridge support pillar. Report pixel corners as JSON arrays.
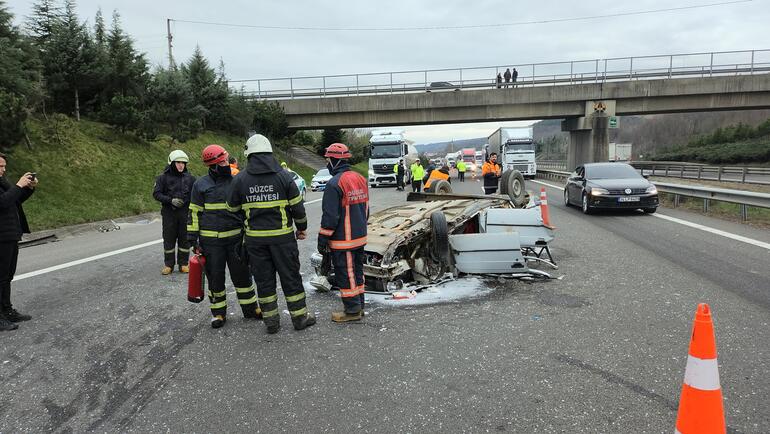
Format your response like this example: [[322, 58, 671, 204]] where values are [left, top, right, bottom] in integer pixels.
[[562, 101, 612, 170]]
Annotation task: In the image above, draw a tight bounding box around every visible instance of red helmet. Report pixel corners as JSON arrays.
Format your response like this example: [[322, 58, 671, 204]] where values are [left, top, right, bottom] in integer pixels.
[[324, 143, 352, 159], [202, 144, 228, 166]]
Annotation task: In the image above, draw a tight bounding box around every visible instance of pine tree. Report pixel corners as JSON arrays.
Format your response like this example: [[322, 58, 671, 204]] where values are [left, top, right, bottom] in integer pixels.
[[145, 68, 203, 141], [181, 46, 228, 129], [104, 10, 148, 99], [94, 8, 105, 46], [25, 0, 62, 48]]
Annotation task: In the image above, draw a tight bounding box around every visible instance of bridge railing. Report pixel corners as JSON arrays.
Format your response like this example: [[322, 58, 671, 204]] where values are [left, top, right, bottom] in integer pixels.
[[231, 49, 770, 100]]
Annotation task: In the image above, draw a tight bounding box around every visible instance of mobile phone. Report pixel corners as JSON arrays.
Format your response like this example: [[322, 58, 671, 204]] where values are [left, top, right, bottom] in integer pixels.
[[29, 172, 36, 180]]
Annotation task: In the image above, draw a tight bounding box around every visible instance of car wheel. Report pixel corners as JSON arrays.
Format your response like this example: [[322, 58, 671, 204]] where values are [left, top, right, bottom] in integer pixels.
[[430, 211, 451, 266], [643, 207, 657, 214], [581, 193, 593, 215], [563, 188, 571, 207], [499, 171, 512, 195], [432, 179, 452, 194]]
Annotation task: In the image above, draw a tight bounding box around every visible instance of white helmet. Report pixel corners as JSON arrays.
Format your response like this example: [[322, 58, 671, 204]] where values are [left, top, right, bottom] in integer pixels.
[[244, 134, 273, 156], [168, 150, 189, 164]]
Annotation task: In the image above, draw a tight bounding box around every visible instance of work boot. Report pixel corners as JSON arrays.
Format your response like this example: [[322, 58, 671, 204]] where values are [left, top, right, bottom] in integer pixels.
[[331, 311, 363, 323], [3, 308, 31, 322], [264, 317, 280, 334], [292, 313, 316, 331], [211, 315, 226, 329], [243, 305, 263, 320], [0, 314, 18, 331], [179, 264, 190, 273], [161, 266, 173, 275]]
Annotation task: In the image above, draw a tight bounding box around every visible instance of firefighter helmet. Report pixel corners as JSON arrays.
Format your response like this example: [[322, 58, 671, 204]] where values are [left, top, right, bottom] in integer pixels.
[[244, 134, 272, 156], [324, 143, 352, 159], [168, 150, 189, 164], [202, 144, 228, 166]]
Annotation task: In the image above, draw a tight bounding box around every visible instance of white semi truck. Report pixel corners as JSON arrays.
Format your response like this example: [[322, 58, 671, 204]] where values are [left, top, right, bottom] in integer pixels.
[[368, 131, 419, 187], [486, 127, 537, 178]]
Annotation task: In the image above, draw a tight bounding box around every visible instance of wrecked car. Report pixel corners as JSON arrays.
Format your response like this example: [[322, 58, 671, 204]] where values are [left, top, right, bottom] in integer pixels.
[[310, 175, 556, 293]]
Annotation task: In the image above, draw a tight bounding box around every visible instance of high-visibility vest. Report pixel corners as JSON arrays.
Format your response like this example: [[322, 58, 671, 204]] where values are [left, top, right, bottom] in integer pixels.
[[424, 170, 449, 189], [411, 164, 424, 180], [457, 161, 467, 172]]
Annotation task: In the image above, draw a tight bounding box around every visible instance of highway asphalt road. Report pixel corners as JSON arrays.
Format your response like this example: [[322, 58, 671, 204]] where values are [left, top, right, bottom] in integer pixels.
[[2, 176, 769, 432]]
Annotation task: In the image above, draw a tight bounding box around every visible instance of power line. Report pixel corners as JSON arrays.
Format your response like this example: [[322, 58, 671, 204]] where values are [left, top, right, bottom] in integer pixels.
[[170, 0, 752, 32]]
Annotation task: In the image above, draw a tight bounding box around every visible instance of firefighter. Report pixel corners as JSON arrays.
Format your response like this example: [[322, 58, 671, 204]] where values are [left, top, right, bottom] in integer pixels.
[[227, 134, 315, 334], [154, 150, 195, 274], [482, 152, 503, 195], [318, 143, 370, 323], [187, 145, 260, 329], [423, 165, 451, 192]]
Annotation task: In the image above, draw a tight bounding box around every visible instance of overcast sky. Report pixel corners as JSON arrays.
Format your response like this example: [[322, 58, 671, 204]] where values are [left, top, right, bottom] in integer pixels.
[[7, 0, 769, 143]]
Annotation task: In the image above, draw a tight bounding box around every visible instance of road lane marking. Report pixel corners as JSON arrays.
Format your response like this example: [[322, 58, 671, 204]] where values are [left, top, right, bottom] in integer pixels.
[[305, 198, 322, 205], [14, 239, 164, 281], [530, 180, 565, 191], [530, 179, 770, 251], [652, 214, 770, 251]]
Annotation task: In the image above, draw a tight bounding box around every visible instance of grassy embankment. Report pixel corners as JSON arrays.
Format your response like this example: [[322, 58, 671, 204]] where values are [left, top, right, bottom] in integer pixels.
[[5, 116, 317, 231]]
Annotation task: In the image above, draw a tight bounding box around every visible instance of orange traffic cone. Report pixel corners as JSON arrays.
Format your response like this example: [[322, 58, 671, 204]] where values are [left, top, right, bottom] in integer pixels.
[[539, 187, 554, 229], [675, 303, 725, 434]]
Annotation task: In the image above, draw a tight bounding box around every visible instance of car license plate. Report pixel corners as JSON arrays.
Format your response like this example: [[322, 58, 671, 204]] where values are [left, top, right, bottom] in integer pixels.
[[618, 196, 640, 202]]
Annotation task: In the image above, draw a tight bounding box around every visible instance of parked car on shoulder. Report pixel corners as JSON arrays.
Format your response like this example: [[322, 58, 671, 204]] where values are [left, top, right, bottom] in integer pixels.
[[289, 170, 307, 199], [311, 168, 333, 191], [564, 162, 658, 214]]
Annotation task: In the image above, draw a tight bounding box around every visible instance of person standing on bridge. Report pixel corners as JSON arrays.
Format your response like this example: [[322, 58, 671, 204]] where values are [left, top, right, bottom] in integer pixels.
[[393, 159, 406, 191], [410, 160, 424, 192], [456, 159, 467, 182], [318, 143, 369, 323], [504, 68, 512, 88], [512, 68, 518, 87], [0, 154, 37, 331], [227, 134, 315, 334], [187, 145, 260, 329], [482, 153, 502, 195], [154, 150, 195, 275], [496, 73, 502, 89]]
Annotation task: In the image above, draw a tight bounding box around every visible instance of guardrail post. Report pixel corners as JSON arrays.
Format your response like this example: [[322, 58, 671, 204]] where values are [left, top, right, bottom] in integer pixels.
[[742, 167, 747, 183], [750, 50, 755, 73], [570, 61, 574, 83], [740, 204, 748, 221], [697, 166, 702, 180], [595, 59, 599, 83], [257, 80, 261, 99], [290, 78, 294, 99], [459, 68, 463, 89], [703, 199, 710, 213], [669, 55, 673, 78], [680, 165, 684, 179], [674, 194, 680, 208], [717, 166, 723, 181], [424, 71, 428, 91], [665, 165, 669, 176], [629, 57, 633, 80], [709, 52, 714, 77], [322, 76, 326, 96], [603, 59, 608, 83], [532, 64, 535, 87], [356, 75, 359, 95], [390, 72, 393, 94]]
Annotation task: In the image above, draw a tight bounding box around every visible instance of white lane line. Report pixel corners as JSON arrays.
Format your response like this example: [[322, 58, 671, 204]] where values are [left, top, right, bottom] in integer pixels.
[[305, 198, 322, 205], [529, 179, 770, 251], [14, 239, 163, 281], [652, 214, 770, 251], [530, 179, 565, 191]]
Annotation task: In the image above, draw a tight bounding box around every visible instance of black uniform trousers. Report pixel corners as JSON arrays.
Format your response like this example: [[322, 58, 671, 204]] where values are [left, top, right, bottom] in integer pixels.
[[411, 180, 422, 193], [201, 238, 257, 317], [162, 207, 190, 266], [0, 241, 19, 310], [458, 171, 465, 182], [330, 248, 365, 314], [246, 241, 308, 322], [396, 174, 404, 190]]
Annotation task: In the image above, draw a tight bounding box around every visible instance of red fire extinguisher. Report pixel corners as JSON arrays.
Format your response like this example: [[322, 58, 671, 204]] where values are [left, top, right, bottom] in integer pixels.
[[187, 253, 206, 303]]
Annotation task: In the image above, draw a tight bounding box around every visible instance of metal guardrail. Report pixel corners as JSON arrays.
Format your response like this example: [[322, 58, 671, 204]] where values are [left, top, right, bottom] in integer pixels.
[[536, 160, 770, 185], [536, 169, 770, 220], [231, 49, 770, 100]]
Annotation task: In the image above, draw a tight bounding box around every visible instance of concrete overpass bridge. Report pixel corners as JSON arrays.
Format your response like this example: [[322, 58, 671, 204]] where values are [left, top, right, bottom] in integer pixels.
[[232, 49, 770, 168]]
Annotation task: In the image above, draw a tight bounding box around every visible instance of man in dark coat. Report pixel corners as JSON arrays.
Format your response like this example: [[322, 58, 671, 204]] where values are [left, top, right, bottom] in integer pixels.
[[153, 150, 195, 275], [503, 68, 512, 88], [0, 154, 37, 331]]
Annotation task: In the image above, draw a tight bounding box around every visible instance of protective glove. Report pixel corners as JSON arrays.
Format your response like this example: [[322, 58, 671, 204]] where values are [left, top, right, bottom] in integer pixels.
[[171, 198, 184, 208], [317, 235, 329, 254]]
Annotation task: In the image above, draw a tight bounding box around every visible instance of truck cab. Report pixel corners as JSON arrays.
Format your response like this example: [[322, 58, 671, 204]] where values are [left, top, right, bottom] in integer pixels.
[[486, 127, 537, 179], [368, 131, 418, 187]]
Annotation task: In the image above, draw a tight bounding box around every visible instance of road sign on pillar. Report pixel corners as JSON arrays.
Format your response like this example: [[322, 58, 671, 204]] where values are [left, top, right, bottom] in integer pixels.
[[609, 116, 619, 129]]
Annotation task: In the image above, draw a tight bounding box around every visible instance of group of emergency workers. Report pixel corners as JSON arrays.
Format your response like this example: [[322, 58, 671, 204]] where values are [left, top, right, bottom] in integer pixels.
[[153, 135, 369, 331]]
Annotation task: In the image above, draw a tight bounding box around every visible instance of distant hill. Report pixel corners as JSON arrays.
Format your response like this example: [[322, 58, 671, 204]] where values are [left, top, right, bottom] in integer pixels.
[[416, 137, 487, 155]]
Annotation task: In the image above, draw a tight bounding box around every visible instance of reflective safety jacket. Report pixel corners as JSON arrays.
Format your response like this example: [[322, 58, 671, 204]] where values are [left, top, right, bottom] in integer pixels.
[[410, 163, 425, 181], [424, 168, 450, 189], [226, 154, 307, 245], [153, 164, 195, 210], [482, 161, 502, 193], [319, 163, 369, 251], [393, 163, 405, 175], [229, 164, 240, 176], [187, 169, 244, 243], [456, 161, 467, 172]]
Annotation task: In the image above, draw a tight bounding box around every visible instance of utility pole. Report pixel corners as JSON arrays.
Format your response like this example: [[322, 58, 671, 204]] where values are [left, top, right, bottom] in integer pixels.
[[166, 18, 175, 69]]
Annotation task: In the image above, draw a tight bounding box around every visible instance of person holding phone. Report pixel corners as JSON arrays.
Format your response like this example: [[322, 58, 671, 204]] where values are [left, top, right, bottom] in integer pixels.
[[0, 153, 37, 331]]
